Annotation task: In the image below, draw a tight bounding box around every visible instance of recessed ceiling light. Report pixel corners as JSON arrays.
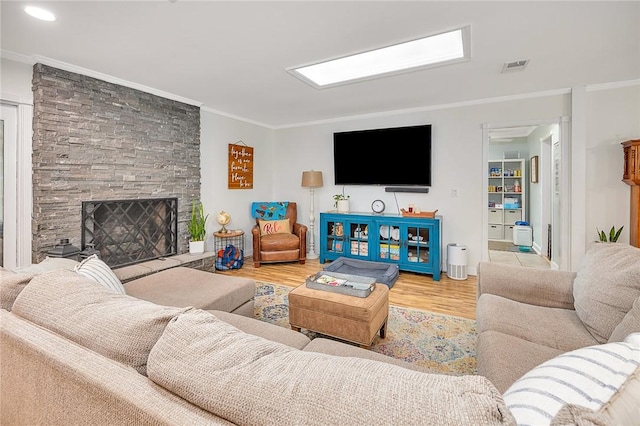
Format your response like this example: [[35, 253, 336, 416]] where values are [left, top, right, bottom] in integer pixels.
[[24, 6, 56, 22], [288, 26, 470, 89]]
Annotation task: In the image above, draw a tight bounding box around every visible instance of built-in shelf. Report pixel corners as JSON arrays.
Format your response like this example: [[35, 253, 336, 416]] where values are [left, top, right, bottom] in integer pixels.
[[488, 159, 526, 242]]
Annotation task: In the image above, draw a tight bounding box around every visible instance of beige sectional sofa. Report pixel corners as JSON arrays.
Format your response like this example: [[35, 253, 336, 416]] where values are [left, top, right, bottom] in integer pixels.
[[2, 242, 639, 425], [2, 266, 514, 425], [476, 243, 640, 425], [476, 242, 640, 394]]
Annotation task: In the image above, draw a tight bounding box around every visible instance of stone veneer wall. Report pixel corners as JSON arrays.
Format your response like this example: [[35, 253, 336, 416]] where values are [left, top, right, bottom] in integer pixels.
[[31, 64, 201, 262]]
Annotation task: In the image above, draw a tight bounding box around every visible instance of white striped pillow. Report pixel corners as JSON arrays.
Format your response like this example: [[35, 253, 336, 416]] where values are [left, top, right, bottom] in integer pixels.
[[74, 254, 126, 295], [503, 334, 640, 425]]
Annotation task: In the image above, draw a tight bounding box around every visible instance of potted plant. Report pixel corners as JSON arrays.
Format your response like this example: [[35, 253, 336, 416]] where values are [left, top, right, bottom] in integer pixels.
[[333, 193, 350, 213], [596, 226, 623, 243], [187, 201, 208, 254]]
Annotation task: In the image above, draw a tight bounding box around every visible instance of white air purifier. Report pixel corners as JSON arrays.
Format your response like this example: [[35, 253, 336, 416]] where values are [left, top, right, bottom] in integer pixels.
[[513, 225, 533, 247], [447, 243, 468, 281]]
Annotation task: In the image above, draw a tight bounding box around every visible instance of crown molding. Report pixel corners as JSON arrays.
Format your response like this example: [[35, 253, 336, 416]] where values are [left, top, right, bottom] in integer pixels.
[[1, 49, 202, 107], [1, 49, 32, 64], [200, 106, 273, 129], [0, 92, 33, 106], [4, 49, 637, 129], [274, 88, 572, 129], [586, 79, 640, 92]]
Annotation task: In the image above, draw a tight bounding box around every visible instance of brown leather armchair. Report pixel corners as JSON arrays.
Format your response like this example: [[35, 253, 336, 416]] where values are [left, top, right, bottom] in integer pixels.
[[252, 202, 307, 268]]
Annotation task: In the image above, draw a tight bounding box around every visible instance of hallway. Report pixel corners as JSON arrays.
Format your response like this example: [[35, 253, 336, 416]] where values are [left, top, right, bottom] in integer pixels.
[[488, 249, 551, 269]]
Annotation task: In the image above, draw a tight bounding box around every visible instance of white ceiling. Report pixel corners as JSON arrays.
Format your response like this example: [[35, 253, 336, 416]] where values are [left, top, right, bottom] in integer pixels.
[[2, 1, 639, 128]]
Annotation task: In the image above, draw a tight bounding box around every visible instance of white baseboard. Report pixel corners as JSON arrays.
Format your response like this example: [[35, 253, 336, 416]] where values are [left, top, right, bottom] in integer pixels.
[[532, 242, 542, 255]]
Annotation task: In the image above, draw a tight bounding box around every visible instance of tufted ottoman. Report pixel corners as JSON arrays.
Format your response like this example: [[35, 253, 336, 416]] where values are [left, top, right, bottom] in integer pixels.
[[288, 282, 389, 348]]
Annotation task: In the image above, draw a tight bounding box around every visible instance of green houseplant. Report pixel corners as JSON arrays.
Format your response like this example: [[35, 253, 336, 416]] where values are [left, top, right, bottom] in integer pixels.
[[188, 201, 209, 254], [596, 225, 623, 243], [333, 193, 350, 213]]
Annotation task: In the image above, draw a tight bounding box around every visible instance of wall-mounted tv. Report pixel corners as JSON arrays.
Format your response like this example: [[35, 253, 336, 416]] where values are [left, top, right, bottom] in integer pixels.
[[333, 124, 432, 187]]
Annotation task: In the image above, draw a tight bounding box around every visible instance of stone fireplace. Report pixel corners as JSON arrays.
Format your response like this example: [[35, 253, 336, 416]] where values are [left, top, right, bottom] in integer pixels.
[[31, 64, 201, 263], [81, 198, 178, 268]]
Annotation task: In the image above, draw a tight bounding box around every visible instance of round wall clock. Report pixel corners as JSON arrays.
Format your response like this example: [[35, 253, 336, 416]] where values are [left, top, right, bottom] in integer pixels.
[[371, 199, 385, 214]]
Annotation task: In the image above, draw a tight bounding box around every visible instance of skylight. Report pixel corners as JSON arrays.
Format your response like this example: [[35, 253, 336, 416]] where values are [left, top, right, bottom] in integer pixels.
[[289, 26, 470, 88], [24, 6, 56, 21]]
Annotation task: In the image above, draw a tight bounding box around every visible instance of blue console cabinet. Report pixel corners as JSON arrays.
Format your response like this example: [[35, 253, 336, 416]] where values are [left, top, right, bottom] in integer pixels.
[[319, 212, 442, 281]]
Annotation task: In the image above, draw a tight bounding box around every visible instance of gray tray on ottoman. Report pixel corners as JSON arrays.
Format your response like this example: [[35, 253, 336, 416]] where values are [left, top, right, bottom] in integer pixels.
[[306, 271, 376, 298], [322, 257, 399, 288]]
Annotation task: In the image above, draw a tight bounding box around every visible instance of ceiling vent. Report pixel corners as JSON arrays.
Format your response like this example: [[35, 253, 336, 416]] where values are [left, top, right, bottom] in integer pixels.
[[502, 60, 529, 73]]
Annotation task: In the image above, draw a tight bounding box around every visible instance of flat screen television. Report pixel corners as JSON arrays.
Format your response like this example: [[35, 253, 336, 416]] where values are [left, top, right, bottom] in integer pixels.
[[333, 124, 432, 187]]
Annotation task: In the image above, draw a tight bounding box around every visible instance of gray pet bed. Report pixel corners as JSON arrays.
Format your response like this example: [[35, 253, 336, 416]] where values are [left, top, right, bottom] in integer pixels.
[[322, 257, 399, 288]]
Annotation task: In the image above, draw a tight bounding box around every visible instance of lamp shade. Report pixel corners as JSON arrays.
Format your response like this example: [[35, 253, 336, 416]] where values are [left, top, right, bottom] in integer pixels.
[[301, 170, 323, 188]]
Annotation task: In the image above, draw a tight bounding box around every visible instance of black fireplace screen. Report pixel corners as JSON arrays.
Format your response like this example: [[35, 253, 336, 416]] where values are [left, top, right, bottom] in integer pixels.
[[81, 198, 178, 268]]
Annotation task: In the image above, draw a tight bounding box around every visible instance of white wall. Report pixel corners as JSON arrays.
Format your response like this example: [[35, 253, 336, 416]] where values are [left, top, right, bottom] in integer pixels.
[[274, 95, 570, 274], [2, 58, 35, 267], [526, 124, 557, 251], [272, 85, 638, 272], [199, 110, 275, 253], [585, 85, 640, 245], [1, 58, 33, 100], [488, 138, 529, 160], [5, 56, 639, 271]]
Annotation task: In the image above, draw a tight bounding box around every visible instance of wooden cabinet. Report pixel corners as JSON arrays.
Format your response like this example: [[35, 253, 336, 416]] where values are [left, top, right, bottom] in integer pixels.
[[319, 212, 442, 280], [622, 139, 640, 247], [622, 139, 640, 185]]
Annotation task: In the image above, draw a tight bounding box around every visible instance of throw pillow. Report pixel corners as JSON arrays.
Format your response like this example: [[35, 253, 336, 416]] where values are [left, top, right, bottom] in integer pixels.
[[572, 242, 640, 343], [503, 333, 640, 426], [258, 219, 291, 236], [74, 254, 126, 295], [10, 256, 79, 274]]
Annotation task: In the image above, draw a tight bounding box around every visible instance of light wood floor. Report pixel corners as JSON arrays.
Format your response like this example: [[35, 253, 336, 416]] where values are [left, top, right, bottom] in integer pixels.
[[217, 258, 477, 320]]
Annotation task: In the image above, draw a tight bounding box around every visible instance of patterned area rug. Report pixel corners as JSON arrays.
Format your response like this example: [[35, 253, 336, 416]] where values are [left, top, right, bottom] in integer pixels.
[[254, 282, 477, 375]]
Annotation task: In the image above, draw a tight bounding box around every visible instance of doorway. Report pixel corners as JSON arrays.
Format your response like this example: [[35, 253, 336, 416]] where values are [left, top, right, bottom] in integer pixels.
[[482, 119, 568, 269], [0, 117, 4, 266], [1, 104, 16, 268], [1, 100, 33, 269]]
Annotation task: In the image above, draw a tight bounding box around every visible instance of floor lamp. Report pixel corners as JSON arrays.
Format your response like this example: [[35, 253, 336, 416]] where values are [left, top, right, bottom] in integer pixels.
[[301, 170, 323, 259]]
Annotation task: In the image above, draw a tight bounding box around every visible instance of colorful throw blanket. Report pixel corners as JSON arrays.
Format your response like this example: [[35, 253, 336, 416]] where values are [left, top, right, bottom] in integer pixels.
[[251, 202, 289, 219]]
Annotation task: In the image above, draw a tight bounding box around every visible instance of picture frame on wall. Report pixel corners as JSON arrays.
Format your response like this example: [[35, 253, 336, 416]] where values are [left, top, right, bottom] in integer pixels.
[[530, 155, 539, 183]]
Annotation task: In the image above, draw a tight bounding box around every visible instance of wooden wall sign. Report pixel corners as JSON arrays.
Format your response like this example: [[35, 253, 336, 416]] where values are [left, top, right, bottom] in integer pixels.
[[228, 142, 254, 189]]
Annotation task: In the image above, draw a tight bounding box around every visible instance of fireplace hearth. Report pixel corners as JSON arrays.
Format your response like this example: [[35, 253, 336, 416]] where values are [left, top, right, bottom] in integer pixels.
[[81, 198, 178, 268]]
